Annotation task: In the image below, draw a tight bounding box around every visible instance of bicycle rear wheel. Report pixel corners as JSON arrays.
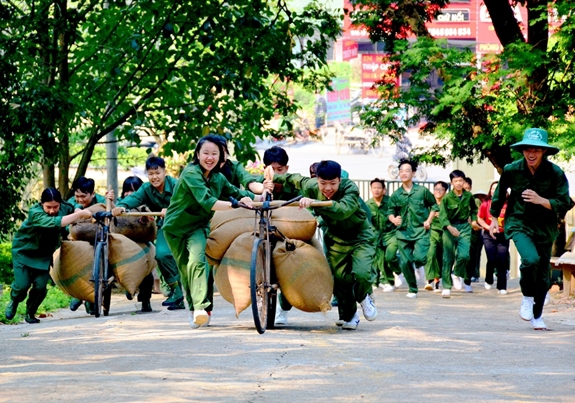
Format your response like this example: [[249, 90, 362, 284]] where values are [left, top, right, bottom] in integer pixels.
[[250, 238, 270, 334], [93, 242, 106, 318]]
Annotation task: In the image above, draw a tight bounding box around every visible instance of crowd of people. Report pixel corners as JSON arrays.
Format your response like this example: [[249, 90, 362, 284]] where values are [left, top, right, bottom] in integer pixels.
[[5, 128, 573, 332]]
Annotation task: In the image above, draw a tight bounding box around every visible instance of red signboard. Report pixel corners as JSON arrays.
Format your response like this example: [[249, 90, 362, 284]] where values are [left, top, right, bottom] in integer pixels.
[[426, 1, 477, 40], [342, 0, 369, 39], [361, 54, 399, 99], [342, 40, 358, 61]]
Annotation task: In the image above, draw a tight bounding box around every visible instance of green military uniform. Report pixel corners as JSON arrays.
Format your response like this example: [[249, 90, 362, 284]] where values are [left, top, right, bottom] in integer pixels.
[[387, 184, 437, 294], [10, 201, 75, 318], [366, 196, 400, 286], [273, 174, 375, 322], [439, 190, 478, 289], [67, 193, 106, 210], [222, 159, 257, 189], [116, 176, 180, 285], [490, 158, 571, 319], [163, 163, 253, 312], [424, 200, 444, 281]]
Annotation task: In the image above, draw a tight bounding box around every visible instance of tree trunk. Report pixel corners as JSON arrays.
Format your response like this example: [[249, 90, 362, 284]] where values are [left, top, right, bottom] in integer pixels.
[[483, 0, 525, 46], [526, 0, 549, 123], [42, 162, 56, 189]]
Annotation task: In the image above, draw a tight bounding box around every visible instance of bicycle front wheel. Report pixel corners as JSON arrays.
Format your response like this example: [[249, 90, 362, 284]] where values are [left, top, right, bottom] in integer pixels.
[[93, 242, 106, 318], [250, 238, 270, 334]]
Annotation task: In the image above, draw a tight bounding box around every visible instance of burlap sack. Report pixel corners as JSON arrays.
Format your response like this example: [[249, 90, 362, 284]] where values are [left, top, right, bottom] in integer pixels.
[[213, 264, 234, 305], [137, 242, 157, 273], [50, 241, 95, 302], [111, 205, 157, 243], [218, 232, 256, 317], [271, 207, 317, 241], [273, 239, 333, 313], [68, 203, 111, 243], [109, 233, 151, 295], [206, 209, 255, 265]]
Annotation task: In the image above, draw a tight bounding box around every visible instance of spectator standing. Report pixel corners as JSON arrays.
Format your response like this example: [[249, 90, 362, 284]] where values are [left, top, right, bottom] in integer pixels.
[[424, 181, 448, 292]]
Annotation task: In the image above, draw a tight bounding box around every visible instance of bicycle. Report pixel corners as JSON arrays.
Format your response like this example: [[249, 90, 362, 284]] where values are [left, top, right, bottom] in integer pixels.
[[91, 211, 115, 318]]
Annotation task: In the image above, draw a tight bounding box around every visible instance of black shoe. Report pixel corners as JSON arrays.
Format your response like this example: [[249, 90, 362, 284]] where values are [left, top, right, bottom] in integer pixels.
[[137, 300, 153, 314], [5, 300, 18, 320], [85, 302, 95, 316], [330, 295, 338, 307], [25, 314, 40, 324], [167, 300, 185, 310], [69, 298, 83, 311], [125, 291, 133, 301]]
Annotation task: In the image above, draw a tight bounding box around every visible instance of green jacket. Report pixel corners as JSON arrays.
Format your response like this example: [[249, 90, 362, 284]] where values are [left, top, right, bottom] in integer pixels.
[[222, 159, 256, 189], [67, 193, 106, 210], [387, 184, 437, 241], [430, 200, 443, 232], [163, 164, 254, 238], [490, 158, 572, 241], [273, 173, 373, 243], [366, 196, 396, 245], [439, 190, 478, 229], [252, 173, 302, 201], [12, 201, 75, 270]]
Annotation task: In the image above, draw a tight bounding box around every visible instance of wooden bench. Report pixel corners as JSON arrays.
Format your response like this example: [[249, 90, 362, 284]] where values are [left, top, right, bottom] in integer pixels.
[[551, 252, 575, 296]]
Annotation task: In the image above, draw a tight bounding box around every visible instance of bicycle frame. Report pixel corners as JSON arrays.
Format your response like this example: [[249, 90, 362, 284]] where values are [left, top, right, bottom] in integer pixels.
[[92, 211, 114, 318]]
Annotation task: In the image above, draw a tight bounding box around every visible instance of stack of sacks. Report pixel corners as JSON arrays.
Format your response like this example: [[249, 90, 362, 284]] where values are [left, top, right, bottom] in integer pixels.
[[68, 203, 110, 243], [210, 205, 332, 316]]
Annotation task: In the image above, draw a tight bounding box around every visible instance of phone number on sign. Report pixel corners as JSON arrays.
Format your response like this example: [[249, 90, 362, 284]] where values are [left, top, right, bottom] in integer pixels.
[[429, 27, 472, 37]]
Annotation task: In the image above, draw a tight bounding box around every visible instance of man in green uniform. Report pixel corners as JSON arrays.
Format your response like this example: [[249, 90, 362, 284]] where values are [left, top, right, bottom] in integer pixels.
[[6, 188, 91, 323], [489, 128, 572, 330], [216, 136, 268, 194], [423, 181, 448, 292], [387, 159, 437, 298], [270, 160, 377, 330], [366, 178, 400, 292], [67, 176, 113, 210], [112, 156, 184, 310], [439, 170, 478, 298]]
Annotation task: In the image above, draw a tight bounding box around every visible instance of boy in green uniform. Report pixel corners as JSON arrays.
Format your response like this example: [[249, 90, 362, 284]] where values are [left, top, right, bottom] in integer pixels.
[[161, 135, 263, 329], [5, 188, 91, 323], [112, 157, 184, 310], [489, 128, 572, 330], [366, 178, 400, 292], [423, 181, 448, 292], [439, 170, 478, 298], [67, 176, 113, 210], [387, 159, 437, 298], [269, 160, 377, 330]]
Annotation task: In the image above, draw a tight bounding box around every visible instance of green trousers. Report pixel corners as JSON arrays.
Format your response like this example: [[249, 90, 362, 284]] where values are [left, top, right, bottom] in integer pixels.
[[156, 228, 180, 285], [425, 229, 443, 280], [164, 227, 213, 312], [441, 223, 472, 289], [373, 233, 400, 286], [397, 235, 430, 294], [512, 232, 552, 319], [324, 235, 375, 322], [10, 261, 50, 315]]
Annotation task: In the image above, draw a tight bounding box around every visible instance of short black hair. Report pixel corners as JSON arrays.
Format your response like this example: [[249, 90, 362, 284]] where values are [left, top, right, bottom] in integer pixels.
[[263, 146, 289, 167], [41, 188, 63, 204], [309, 162, 320, 178], [315, 160, 341, 180], [449, 170, 466, 181], [434, 181, 449, 191], [463, 176, 472, 186], [121, 176, 144, 198], [398, 159, 417, 172], [192, 135, 226, 173], [370, 178, 386, 188], [146, 156, 166, 171], [213, 135, 230, 155], [71, 177, 95, 194]]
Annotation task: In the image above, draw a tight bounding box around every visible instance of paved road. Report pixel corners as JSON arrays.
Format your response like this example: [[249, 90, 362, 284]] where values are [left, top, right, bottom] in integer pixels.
[[1, 279, 574, 403]]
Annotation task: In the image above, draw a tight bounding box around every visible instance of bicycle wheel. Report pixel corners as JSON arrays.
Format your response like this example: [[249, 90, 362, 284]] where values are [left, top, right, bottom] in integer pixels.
[[92, 242, 105, 318], [250, 237, 270, 334]]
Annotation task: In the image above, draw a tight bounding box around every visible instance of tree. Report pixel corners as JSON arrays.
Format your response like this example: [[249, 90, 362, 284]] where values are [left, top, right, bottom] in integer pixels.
[[0, 0, 340, 239], [349, 0, 575, 172]]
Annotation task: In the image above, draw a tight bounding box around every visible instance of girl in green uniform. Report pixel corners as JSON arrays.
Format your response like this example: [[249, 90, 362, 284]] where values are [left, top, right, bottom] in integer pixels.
[[162, 135, 264, 329], [5, 188, 92, 323]]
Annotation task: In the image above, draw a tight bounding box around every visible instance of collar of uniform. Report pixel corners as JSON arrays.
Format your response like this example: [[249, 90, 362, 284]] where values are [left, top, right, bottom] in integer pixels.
[[518, 156, 552, 175]]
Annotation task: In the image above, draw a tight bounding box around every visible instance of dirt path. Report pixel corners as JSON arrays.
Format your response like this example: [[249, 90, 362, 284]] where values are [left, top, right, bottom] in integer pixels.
[[1, 279, 574, 403]]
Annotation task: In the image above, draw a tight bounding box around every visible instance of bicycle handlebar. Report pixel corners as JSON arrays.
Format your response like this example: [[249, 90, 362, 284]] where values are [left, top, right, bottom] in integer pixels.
[[230, 195, 333, 210]]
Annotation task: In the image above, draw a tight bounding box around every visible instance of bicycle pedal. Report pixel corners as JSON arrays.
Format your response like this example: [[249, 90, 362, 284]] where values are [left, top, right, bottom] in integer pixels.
[[107, 276, 116, 285]]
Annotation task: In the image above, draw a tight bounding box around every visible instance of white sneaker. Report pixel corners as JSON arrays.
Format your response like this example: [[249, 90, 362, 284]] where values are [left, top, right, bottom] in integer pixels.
[[191, 309, 210, 328], [544, 292, 550, 306], [484, 282, 492, 290], [274, 309, 289, 326], [442, 289, 451, 299], [451, 274, 463, 291], [335, 318, 345, 326], [531, 317, 547, 330], [433, 281, 441, 293], [360, 294, 377, 321], [498, 289, 508, 295], [406, 292, 417, 299], [520, 296, 534, 321], [382, 284, 395, 293], [464, 284, 473, 293], [424, 282, 433, 291], [342, 312, 360, 330], [394, 273, 404, 288]]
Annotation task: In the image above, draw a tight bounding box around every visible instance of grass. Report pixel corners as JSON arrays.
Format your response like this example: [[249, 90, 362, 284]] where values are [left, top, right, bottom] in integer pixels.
[[0, 284, 71, 324]]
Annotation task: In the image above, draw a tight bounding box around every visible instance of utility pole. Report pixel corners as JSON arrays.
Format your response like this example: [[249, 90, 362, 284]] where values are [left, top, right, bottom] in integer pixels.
[[104, 0, 118, 199]]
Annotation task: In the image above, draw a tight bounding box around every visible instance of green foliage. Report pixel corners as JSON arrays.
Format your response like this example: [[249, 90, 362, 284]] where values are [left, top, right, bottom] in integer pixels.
[[0, 243, 13, 285], [0, 284, 71, 324]]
